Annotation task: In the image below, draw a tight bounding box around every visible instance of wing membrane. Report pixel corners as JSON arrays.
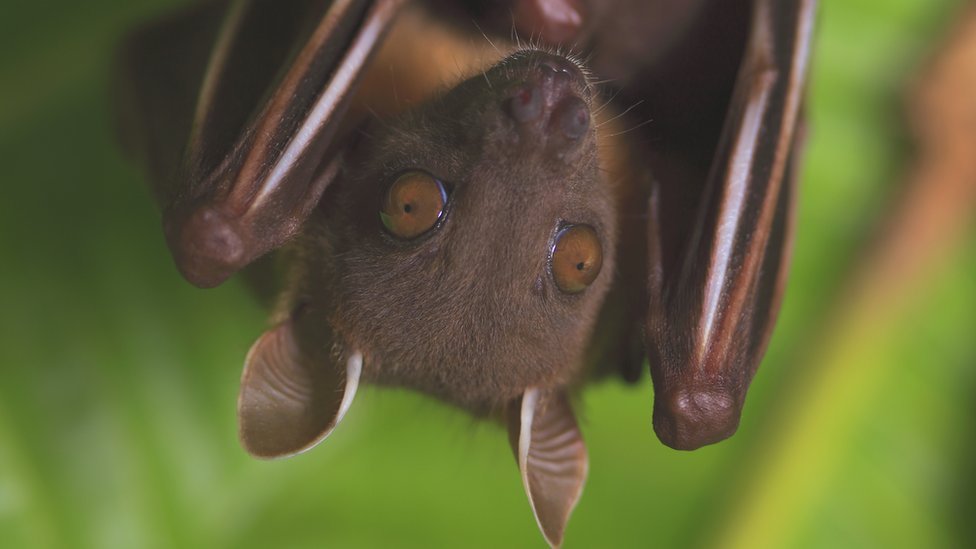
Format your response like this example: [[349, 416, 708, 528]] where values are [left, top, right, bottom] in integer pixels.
[[116, 0, 405, 287], [646, 0, 815, 450]]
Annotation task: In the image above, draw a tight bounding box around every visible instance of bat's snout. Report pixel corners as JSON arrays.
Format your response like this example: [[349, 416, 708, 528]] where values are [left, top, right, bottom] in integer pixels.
[[503, 52, 592, 156]]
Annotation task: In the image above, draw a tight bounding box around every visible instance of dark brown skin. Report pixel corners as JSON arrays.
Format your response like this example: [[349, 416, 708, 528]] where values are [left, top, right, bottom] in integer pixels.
[[639, 0, 814, 450]]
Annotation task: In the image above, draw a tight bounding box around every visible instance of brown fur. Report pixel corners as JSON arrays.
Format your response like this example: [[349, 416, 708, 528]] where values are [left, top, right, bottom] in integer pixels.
[[282, 50, 617, 414]]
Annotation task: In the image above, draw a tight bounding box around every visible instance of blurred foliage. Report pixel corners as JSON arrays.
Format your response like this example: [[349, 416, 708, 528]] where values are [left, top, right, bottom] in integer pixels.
[[1, 0, 974, 547]]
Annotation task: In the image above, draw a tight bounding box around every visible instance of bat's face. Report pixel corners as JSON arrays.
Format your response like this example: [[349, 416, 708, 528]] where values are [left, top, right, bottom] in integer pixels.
[[293, 50, 616, 413]]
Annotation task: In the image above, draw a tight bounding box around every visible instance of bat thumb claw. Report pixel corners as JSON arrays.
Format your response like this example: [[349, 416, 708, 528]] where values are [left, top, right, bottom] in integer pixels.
[[652, 387, 741, 451], [166, 206, 244, 288]]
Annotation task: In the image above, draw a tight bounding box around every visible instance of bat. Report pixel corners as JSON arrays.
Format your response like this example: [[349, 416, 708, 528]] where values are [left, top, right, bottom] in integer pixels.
[[114, 0, 815, 545]]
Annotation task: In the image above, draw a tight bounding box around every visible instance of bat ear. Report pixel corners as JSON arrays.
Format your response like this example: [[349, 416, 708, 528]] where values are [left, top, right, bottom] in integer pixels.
[[507, 389, 588, 548], [237, 318, 361, 459]]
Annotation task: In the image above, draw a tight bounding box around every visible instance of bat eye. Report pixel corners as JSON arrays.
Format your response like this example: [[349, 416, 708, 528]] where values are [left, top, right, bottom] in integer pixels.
[[381, 171, 447, 239], [551, 224, 602, 294]]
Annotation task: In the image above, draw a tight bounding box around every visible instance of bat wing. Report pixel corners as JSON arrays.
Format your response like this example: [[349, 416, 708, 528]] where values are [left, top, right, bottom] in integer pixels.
[[115, 0, 404, 288], [645, 0, 815, 450]]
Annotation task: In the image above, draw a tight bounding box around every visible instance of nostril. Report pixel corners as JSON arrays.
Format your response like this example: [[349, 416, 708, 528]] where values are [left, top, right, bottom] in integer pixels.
[[508, 84, 544, 122], [554, 97, 590, 139]]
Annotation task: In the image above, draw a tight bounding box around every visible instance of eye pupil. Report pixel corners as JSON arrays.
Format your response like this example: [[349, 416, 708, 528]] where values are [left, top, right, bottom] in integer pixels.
[[551, 224, 602, 294], [381, 171, 446, 239]]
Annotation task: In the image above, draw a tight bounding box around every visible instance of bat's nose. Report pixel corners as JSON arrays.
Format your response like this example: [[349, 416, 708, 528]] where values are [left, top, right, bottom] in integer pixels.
[[504, 53, 591, 154], [553, 96, 589, 140]]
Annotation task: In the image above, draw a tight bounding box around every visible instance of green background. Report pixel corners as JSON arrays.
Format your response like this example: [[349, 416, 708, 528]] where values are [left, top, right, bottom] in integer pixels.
[[1, 0, 974, 547]]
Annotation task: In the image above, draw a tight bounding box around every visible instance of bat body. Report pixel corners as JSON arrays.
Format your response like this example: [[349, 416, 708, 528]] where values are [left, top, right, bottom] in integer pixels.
[[115, 0, 815, 545]]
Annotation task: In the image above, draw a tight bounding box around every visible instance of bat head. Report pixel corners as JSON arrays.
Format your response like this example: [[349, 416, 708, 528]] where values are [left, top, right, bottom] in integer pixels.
[[238, 49, 616, 457]]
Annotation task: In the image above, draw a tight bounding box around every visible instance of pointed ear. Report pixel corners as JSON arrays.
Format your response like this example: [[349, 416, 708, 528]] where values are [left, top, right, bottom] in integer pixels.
[[507, 389, 588, 548], [237, 319, 360, 459]]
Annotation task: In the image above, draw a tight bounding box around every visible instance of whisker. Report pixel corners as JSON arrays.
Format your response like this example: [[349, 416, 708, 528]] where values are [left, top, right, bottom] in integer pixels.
[[473, 20, 502, 56], [388, 64, 400, 110], [510, 14, 522, 49], [604, 118, 654, 137], [596, 100, 644, 128], [592, 89, 623, 117]]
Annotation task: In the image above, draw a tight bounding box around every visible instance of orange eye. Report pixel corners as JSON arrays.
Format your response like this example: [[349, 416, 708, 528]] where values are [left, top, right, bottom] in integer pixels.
[[551, 225, 602, 294], [380, 171, 447, 239]]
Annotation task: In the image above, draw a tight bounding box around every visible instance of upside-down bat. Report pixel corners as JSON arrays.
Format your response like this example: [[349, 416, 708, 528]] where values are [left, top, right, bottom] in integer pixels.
[[114, 0, 815, 545]]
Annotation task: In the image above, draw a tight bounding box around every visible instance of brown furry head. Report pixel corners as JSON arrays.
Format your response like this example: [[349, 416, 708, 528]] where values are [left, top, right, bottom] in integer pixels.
[[312, 49, 612, 412], [237, 47, 616, 450]]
